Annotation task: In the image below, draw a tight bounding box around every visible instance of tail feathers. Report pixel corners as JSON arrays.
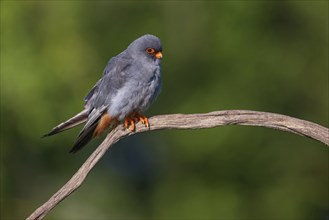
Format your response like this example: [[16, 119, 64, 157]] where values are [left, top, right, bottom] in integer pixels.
[[69, 106, 117, 153], [42, 109, 89, 137], [69, 122, 98, 153]]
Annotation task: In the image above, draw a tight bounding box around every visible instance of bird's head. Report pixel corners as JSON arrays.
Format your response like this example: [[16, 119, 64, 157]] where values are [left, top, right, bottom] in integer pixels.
[[127, 34, 163, 64]]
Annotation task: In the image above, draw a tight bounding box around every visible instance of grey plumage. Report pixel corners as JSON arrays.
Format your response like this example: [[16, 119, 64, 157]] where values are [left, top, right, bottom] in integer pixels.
[[69, 106, 108, 153], [92, 34, 162, 120], [44, 34, 163, 153]]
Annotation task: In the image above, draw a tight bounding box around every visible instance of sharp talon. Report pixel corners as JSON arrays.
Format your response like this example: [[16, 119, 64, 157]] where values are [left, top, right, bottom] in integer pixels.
[[124, 117, 136, 132], [125, 113, 149, 131], [137, 114, 149, 128], [124, 118, 130, 129], [129, 121, 135, 131], [144, 117, 149, 128]]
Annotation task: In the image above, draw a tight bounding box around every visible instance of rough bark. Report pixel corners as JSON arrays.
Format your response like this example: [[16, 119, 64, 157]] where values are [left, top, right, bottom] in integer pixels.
[[26, 110, 329, 220]]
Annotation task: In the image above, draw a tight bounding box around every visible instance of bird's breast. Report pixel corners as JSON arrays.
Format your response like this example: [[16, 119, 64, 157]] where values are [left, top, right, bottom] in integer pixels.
[[137, 67, 162, 109], [108, 66, 161, 120]]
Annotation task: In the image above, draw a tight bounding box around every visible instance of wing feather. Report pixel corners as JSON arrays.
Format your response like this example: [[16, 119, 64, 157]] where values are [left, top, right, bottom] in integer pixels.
[[70, 54, 131, 152], [69, 106, 107, 153]]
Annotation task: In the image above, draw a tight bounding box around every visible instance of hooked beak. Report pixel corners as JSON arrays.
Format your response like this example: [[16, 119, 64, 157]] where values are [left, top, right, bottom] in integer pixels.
[[155, 51, 163, 59]]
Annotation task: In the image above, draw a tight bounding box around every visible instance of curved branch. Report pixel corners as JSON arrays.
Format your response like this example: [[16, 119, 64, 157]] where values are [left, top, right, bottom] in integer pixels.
[[26, 110, 329, 220]]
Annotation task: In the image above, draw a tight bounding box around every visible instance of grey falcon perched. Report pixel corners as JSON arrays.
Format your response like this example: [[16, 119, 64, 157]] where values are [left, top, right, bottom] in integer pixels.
[[44, 34, 163, 153]]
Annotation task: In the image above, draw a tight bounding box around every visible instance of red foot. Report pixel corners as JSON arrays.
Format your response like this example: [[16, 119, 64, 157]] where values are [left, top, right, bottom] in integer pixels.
[[124, 113, 149, 131]]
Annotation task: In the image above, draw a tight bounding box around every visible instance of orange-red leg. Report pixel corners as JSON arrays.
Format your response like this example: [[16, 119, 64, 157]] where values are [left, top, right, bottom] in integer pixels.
[[124, 117, 136, 131], [124, 112, 150, 131], [136, 114, 149, 128]]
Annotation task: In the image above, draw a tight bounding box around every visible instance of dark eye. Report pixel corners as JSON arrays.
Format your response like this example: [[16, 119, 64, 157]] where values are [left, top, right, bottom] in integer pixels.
[[146, 48, 155, 54]]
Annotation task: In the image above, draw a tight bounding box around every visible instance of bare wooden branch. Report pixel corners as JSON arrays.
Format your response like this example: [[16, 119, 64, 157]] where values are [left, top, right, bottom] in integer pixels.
[[27, 110, 329, 220]]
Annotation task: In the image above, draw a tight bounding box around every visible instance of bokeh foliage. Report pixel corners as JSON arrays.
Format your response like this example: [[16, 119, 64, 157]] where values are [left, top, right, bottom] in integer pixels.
[[1, 1, 328, 219]]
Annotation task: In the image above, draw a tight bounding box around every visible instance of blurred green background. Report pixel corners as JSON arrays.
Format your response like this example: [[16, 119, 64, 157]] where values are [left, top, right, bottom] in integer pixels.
[[1, 1, 328, 219]]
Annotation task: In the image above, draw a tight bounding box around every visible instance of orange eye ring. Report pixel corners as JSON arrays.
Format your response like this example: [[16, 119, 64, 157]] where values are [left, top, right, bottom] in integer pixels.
[[146, 48, 155, 54]]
